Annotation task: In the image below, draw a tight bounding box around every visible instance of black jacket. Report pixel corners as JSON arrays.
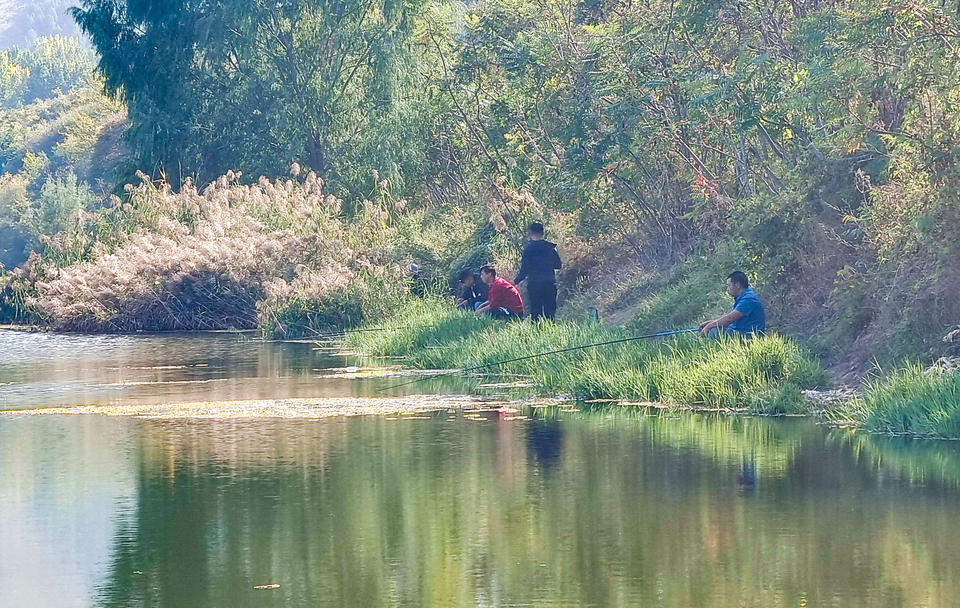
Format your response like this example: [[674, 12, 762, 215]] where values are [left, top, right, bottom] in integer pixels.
[[515, 239, 562, 285], [460, 274, 488, 307]]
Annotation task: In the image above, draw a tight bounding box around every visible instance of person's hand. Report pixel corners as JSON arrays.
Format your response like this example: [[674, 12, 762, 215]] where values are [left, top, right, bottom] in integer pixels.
[[699, 320, 715, 337]]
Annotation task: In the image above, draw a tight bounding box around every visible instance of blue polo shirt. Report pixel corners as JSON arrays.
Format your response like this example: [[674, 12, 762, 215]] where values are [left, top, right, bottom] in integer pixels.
[[728, 288, 766, 334]]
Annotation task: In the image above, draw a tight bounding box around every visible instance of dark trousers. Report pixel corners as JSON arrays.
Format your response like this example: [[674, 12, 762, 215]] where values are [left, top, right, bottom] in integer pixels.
[[488, 306, 521, 321], [526, 281, 557, 322]]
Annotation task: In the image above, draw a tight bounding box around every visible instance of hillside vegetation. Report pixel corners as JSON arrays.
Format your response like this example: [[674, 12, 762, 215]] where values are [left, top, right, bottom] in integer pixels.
[[0, 35, 128, 276], [0, 1, 80, 49], [2, 1, 960, 384]]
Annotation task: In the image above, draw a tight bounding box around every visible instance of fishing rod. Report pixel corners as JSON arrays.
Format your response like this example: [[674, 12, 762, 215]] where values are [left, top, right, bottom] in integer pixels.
[[378, 327, 700, 392]]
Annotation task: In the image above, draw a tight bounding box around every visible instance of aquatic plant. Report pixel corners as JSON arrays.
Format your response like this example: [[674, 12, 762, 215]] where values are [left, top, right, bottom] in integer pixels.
[[347, 300, 828, 412]]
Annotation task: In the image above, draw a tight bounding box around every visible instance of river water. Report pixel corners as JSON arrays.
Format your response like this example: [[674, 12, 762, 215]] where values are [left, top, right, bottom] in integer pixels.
[[2, 329, 960, 607]]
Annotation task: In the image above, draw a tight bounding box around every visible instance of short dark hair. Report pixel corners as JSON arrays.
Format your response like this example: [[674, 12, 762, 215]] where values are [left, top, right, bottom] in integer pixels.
[[457, 269, 473, 282], [528, 221, 545, 236], [727, 271, 750, 288], [480, 265, 497, 277]]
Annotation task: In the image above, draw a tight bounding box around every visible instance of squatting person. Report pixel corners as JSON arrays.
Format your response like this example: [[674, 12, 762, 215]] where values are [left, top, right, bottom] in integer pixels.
[[456, 268, 488, 311], [476, 265, 524, 320], [514, 222, 562, 321], [698, 271, 766, 337]]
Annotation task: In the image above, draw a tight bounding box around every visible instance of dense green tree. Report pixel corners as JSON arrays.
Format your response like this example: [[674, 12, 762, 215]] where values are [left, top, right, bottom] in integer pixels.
[[18, 35, 94, 101], [73, 0, 435, 195], [426, 0, 960, 263]]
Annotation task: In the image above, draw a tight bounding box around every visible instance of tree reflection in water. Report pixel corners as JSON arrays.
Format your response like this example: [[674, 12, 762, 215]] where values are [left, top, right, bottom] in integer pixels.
[[94, 410, 960, 608]]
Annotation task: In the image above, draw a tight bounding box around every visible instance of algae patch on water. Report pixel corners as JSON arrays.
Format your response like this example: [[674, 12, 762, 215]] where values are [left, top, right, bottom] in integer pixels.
[[2, 395, 553, 420]]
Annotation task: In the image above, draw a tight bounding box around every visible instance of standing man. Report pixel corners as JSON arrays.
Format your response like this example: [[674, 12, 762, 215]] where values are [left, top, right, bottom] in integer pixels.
[[699, 271, 766, 337], [514, 222, 562, 321], [476, 265, 524, 320]]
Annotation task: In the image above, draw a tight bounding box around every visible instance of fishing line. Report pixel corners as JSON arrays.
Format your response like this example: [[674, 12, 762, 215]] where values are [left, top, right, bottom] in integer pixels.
[[378, 327, 700, 392]]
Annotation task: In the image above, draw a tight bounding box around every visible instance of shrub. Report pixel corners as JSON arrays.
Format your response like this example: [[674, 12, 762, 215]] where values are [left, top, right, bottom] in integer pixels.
[[0, 51, 30, 108], [29, 171, 94, 235], [258, 271, 409, 338]]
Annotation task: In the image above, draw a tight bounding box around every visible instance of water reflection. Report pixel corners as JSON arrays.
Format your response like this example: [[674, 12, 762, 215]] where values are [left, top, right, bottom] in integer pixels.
[[525, 419, 564, 472], [5, 324, 960, 607], [25, 412, 951, 608], [737, 457, 757, 493], [0, 329, 468, 409]]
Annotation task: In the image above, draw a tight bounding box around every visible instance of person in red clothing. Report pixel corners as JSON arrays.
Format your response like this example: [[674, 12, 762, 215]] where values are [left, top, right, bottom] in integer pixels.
[[475, 265, 524, 320]]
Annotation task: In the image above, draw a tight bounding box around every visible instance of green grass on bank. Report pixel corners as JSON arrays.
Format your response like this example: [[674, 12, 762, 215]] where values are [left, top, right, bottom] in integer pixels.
[[834, 362, 960, 438], [346, 299, 828, 414]]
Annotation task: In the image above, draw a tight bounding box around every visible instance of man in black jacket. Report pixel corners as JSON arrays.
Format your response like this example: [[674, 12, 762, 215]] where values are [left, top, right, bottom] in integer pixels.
[[514, 222, 562, 321], [456, 269, 488, 310]]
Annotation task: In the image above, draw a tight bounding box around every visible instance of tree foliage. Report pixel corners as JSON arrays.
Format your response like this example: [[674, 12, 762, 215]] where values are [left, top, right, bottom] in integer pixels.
[[6, 0, 960, 360], [73, 0, 434, 195]]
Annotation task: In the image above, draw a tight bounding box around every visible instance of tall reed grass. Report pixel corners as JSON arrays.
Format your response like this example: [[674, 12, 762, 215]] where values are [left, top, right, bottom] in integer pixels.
[[834, 361, 960, 438], [15, 170, 448, 332], [346, 300, 828, 413]]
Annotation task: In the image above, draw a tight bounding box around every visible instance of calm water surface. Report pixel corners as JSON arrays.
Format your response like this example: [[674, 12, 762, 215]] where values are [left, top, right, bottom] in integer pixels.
[[0, 329, 459, 410], [2, 329, 960, 607]]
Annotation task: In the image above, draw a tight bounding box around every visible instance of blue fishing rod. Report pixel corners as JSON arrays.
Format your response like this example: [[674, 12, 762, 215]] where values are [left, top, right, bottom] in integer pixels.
[[379, 326, 700, 391]]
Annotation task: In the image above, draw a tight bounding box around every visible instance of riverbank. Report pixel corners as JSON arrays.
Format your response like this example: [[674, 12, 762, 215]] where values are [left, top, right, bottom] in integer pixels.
[[345, 299, 960, 439], [345, 300, 827, 414]]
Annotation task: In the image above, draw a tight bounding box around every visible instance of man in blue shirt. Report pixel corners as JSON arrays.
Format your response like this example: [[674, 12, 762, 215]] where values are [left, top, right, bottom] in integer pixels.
[[699, 271, 766, 337]]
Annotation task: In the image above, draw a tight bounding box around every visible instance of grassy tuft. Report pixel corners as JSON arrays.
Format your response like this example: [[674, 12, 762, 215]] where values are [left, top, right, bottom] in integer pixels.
[[835, 362, 960, 438], [347, 300, 828, 412]]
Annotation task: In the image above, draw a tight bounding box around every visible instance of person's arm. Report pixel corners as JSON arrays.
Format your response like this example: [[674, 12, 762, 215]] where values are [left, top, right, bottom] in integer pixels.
[[457, 286, 471, 307], [480, 283, 499, 314], [699, 310, 744, 336], [514, 247, 529, 284], [552, 248, 562, 270]]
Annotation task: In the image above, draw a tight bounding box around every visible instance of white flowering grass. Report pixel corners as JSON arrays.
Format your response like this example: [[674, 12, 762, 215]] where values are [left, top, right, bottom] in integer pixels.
[[22, 170, 409, 331]]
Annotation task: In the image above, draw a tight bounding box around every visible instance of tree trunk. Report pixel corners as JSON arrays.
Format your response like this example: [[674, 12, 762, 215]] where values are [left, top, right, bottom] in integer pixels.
[[308, 134, 327, 176]]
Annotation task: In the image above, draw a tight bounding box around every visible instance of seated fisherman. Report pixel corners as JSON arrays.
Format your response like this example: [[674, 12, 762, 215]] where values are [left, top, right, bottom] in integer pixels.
[[475, 265, 524, 320], [698, 271, 766, 337], [456, 269, 488, 311]]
